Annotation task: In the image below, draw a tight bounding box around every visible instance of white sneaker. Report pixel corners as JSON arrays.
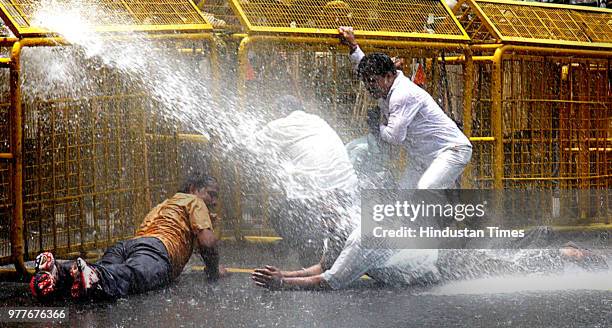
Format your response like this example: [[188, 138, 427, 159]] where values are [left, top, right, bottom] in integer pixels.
[[70, 258, 100, 299]]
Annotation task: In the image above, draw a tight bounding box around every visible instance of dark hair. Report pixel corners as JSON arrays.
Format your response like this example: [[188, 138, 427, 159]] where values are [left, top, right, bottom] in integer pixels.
[[273, 95, 305, 116], [178, 171, 217, 193], [357, 53, 396, 80]]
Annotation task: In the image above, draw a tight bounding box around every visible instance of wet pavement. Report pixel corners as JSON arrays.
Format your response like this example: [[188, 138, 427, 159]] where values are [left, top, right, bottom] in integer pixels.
[[1, 243, 611, 328]]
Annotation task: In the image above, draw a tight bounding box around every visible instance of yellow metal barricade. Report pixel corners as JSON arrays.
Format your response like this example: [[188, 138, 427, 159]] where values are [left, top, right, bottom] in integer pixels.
[[0, 0, 218, 278], [454, 0, 612, 223], [213, 0, 470, 240], [0, 95, 10, 266]]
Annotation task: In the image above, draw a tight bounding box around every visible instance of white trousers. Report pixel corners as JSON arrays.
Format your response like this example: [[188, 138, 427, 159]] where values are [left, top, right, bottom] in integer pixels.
[[399, 145, 472, 189]]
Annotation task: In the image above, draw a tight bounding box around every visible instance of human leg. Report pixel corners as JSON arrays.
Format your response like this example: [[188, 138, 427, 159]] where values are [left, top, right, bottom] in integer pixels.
[[417, 145, 472, 189], [436, 249, 522, 281], [30, 252, 76, 300], [87, 237, 172, 298], [66, 237, 171, 299], [120, 237, 172, 294], [96, 239, 129, 265]]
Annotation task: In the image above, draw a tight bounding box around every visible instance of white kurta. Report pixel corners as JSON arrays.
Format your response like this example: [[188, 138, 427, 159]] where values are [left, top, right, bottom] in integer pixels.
[[253, 110, 358, 200], [350, 47, 471, 165]]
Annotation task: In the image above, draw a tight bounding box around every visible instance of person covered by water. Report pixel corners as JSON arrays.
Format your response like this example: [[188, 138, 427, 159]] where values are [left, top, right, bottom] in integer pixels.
[[30, 171, 228, 301], [338, 26, 472, 189], [252, 210, 440, 290], [251, 224, 609, 290], [248, 95, 360, 258]]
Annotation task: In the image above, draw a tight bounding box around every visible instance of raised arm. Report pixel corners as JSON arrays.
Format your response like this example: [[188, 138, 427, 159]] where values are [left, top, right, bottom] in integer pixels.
[[338, 26, 364, 71]]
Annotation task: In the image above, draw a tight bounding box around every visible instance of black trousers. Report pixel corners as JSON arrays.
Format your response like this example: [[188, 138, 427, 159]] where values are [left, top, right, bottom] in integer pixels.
[[57, 237, 172, 299], [94, 237, 172, 298]]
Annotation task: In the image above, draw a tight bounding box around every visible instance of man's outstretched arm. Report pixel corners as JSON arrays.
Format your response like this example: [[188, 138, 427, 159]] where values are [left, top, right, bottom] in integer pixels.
[[280, 263, 323, 278], [338, 26, 364, 70], [251, 265, 329, 290]]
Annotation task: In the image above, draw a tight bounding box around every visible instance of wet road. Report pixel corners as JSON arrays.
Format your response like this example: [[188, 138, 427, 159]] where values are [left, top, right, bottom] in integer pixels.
[[1, 243, 611, 328]]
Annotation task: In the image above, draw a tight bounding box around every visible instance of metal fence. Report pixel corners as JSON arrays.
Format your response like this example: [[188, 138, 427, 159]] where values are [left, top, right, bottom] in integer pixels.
[[226, 0, 470, 239], [1, 0, 610, 278], [0, 39, 215, 278], [456, 0, 611, 223]]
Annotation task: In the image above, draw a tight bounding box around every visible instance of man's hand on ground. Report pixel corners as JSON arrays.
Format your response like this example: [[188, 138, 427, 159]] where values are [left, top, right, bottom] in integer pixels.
[[338, 26, 358, 51], [251, 265, 283, 290]]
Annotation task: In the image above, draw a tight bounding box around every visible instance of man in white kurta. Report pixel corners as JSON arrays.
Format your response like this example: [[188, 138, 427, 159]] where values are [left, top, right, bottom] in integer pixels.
[[250, 96, 440, 289], [253, 108, 358, 200], [339, 27, 472, 189], [251, 95, 359, 249]]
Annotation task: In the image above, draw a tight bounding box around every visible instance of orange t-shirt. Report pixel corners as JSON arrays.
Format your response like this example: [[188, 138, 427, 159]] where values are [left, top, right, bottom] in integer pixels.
[[135, 193, 212, 278]]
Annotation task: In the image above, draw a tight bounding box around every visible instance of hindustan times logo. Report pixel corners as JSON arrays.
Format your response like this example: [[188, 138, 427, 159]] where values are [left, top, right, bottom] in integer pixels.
[[372, 200, 487, 222]]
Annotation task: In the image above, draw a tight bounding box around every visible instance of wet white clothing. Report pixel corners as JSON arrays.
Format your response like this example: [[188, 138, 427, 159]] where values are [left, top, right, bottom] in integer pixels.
[[321, 226, 439, 289], [253, 110, 358, 199], [399, 144, 472, 189], [349, 47, 472, 188]]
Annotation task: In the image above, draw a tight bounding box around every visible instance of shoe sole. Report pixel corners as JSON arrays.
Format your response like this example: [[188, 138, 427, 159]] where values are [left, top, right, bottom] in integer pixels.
[[76, 258, 90, 290], [35, 252, 55, 272], [70, 258, 87, 299]]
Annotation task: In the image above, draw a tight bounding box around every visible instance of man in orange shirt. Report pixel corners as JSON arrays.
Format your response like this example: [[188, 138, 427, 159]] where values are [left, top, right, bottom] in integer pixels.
[[30, 172, 226, 300]]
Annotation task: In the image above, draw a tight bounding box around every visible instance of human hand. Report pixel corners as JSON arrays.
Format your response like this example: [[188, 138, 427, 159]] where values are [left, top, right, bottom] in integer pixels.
[[251, 265, 284, 289], [206, 264, 230, 282], [338, 26, 358, 51]]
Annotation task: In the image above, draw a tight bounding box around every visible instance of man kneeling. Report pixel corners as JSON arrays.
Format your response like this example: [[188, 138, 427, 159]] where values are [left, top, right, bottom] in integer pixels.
[[31, 172, 227, 300]]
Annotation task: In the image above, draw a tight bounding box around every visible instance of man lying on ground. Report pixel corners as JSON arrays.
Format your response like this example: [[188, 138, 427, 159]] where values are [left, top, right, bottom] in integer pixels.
[[31, 171, 227, 301], [252, 223, 608, 290]]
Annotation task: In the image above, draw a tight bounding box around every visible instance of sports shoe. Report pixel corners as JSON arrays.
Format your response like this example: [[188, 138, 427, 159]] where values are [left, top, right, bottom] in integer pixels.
[[70, 258, 100, 299], [30, 252, 59, 299], [34, 252, 58, 275], [30, 271, 57, 299]]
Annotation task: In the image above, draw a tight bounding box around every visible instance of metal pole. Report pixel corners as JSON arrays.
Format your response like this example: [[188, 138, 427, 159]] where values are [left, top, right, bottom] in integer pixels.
[[237, 36, 251, 100], [238, 35, 467, 52], [209, 36, 221, 98], [9, 41, 26, 279], [491, 46, 505, 190], [462, 54, 474, 188], [233, 36, 251, 241]]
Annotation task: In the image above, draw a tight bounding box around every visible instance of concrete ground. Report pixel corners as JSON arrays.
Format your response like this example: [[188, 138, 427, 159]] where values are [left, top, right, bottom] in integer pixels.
[[0, 243, 611, 328]]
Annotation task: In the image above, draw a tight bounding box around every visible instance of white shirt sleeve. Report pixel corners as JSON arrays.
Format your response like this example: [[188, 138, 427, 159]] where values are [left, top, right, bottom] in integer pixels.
[[349, 46, 365, 72], [250, 124, 280, 154], [320, 230, 393, 289], [379, 90, 420, 145]]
